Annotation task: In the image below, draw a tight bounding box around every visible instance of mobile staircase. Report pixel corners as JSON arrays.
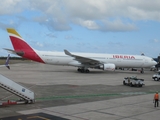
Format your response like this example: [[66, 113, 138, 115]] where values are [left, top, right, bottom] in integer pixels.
[[0, 74, 35, 106]]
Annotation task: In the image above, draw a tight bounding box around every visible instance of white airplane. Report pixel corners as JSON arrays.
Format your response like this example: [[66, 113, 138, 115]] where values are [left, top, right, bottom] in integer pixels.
[[4, 28, 157, 73], [0, 54, 10, 69]]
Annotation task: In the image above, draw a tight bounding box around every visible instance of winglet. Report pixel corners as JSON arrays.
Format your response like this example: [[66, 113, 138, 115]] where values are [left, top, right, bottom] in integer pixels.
[[5, 54, 10, 69], [64, 49, 72, 56]]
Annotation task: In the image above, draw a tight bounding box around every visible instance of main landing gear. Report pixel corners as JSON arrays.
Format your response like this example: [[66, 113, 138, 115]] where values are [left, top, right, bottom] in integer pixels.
[[140, 68, 144, 74], [77, 68, 90, 73]]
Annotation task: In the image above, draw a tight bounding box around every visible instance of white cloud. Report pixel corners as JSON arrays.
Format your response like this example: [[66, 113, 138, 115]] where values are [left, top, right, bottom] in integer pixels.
[[99, 19, 137, 32], [0, 0, 29, 15], [65, 35, 74, 40], [81, 20, 99, 30], [1, 0, 160, 31], [0, 21, 18, 30], [73, 19, 99, 30], [45, 33, 57, 38], [153, 39, 159, 43], [36, 42, 43, 47]]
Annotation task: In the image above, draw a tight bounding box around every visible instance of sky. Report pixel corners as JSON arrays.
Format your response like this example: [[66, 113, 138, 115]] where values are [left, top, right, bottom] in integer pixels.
[[0, 0, 160, 58]]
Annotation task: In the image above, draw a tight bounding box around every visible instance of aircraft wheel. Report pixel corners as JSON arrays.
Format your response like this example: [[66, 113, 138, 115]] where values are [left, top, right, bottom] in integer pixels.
[[154, 77, 158, 81], [77, 68, 81, 72], [81, 69, 85, 73], [85, 69, 90, 73], [123, 81, 126, 85], [78, 68, 89, 73], [130, 83, 133, 87]]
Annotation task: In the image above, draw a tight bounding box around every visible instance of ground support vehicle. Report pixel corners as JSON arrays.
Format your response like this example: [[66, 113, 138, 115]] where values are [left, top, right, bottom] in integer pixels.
[[0, 74, 35, 106], [152, 72, 160, 81], [123, 76, 144, 87]]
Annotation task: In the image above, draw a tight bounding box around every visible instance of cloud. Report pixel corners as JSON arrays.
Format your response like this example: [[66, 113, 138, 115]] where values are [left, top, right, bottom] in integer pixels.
[[33, 16, 71, 31], [73, 19, 99, 30], [99, 19, 137, 32], [30, 41, 43, 48], [152, 39, 160, 43], [0, 0, 29, 15], [1, 0, 160, 31], [36, 42, 43, 47], [45, 33, 57, 38], [0, 21, 18, 31], [65, 35, 74, 40]]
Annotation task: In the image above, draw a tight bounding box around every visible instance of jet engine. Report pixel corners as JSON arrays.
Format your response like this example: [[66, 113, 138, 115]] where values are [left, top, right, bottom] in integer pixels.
[[99, 63, 115, 71]]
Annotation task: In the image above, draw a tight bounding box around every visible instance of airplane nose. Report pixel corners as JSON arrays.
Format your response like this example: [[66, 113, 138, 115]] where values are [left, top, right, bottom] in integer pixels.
[[153, 61, 157, 65]]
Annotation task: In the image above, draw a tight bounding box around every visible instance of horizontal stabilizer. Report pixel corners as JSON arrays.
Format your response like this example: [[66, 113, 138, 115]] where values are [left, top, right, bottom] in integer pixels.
[[3, 48, 24, 56], [3, 48, 18, 54]]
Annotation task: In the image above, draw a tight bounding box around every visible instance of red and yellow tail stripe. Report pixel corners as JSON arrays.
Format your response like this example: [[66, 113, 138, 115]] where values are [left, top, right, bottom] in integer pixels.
[[6, 28, 45, 63]]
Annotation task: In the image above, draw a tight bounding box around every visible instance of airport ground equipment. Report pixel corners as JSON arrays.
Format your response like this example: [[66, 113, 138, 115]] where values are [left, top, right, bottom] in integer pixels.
[[152, 71, 160, 81], [0, 74, 35, 106], [123, 76, 144, 87], [0, 100, 27, 106]]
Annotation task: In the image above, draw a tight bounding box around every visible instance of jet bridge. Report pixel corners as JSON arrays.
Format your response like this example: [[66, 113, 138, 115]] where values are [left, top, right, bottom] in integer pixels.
[[0, 74, 35, 105]]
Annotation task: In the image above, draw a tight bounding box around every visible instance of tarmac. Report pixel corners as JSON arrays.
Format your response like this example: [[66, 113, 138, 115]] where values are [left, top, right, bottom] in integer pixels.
[[0, 63, 160, 120]]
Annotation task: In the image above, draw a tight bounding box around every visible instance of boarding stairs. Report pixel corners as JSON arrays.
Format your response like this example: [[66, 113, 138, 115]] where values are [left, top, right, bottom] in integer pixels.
[[0, 74, 35, 105]]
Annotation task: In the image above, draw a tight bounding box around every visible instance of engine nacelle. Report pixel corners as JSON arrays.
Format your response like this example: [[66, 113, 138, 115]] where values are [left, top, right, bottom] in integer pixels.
[[100, 63, 115, 71]]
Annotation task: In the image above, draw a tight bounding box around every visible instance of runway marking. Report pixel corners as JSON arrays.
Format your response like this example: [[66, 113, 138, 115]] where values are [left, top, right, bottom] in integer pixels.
[[0, 113, 69, 120], [36, 93, 120, 101], [36, 92, 154, 101], [27, 116, 50, 120]]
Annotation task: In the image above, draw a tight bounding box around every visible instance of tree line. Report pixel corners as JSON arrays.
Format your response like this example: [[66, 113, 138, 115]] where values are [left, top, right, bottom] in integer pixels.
[[0, 57, 27, 60]]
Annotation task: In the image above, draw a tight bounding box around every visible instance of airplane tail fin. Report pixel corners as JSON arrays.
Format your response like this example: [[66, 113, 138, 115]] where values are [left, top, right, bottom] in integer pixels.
[[5, 54, 10, 69], [6, 28, 44, 63], [7, 28, 33, 53]]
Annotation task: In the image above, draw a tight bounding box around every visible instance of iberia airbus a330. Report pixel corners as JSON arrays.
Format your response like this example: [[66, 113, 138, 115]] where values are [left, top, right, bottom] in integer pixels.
[[4, 28, 157, 73]]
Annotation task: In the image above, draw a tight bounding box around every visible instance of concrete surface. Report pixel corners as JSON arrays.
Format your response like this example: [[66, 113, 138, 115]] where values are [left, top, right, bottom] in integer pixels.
[[0, 63, 160, 120]]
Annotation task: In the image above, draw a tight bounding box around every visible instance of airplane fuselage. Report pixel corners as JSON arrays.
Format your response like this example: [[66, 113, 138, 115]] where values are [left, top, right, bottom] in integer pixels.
[[35, 50, 156, 68]]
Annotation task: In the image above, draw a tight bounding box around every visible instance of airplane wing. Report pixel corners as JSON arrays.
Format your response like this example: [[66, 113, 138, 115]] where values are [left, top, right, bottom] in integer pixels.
[[64, 49, 102, 65]]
